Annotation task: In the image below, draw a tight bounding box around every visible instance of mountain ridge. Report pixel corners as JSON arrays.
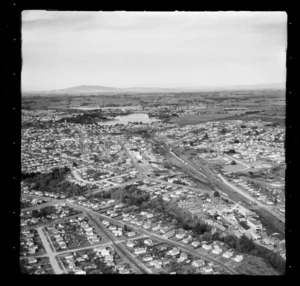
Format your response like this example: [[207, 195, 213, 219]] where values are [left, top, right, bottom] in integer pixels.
[[22, 82, 286, 95]]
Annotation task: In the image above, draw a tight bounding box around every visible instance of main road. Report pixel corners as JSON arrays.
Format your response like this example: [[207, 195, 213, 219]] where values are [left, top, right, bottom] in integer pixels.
[[65, 201, 237, 275], [22, 192, 239, 274], [86, 213, 151, 274], [37, 227, 65, 274]]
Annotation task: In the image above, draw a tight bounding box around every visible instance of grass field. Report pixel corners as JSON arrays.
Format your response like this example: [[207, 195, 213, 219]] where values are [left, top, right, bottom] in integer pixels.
[[169, 113, 237, 126], [234, 255, 280, 275], [269, 164, 286, 178], [222, 163, 247, 172]]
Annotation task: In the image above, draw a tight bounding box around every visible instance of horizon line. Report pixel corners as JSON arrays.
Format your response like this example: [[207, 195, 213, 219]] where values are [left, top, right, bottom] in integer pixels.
[[22, 82, 286, 93]]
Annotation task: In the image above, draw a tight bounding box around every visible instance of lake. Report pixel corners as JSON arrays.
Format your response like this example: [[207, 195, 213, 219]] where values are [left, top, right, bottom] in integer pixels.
[[98, 113, 161, 126]]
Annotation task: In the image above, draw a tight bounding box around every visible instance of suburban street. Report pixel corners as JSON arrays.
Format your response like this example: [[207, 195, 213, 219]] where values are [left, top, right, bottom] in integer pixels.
[[65, 201, 238, 274], [223, 154, 251, 170], [37, 227, 64, 274], [87, 213, 151, 274]]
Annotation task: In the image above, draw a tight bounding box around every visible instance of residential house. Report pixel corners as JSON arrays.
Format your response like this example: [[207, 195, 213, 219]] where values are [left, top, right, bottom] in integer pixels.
[[28, 257, 37, 264], [127, 241, 135, 248], [212, 247, 222, 255], [127, 231, 136, 237], [222, 251, 234, 258], [149, 260, 162, 269], [144, 239, 153, 246], [233, 255, 243, 262], [203, 266, 213, 273], [202, 244, 212, 251], [177, 252, 188, 262], [169, 248, 180, 256], [143, 256, 153, 262], [192, 259, 205, 267], [191, 241, 201, 248], [134, 247, 146, 255], [104, 254, 114, 262]]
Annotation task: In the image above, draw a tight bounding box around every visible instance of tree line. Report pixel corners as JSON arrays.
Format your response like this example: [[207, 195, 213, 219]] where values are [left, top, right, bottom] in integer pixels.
[[213, 233, 285, 274], [22, 167, 87, 197]]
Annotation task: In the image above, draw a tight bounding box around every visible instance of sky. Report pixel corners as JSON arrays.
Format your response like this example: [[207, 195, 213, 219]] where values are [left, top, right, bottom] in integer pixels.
[[22, 11, 287, 91]]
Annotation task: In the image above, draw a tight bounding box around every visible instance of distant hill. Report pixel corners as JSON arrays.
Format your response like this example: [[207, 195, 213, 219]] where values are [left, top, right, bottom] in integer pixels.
[[60, 85, 119, 92], [22, 83, 286, 96], [23, 85, 189, 96]]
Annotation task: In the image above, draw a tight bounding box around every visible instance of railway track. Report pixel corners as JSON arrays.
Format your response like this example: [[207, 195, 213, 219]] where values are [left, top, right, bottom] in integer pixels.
[[167, 150, 285, 236]]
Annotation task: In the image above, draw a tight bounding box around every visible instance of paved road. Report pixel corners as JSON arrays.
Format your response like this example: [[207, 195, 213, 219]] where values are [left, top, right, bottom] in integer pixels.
[[148, 177, 212, 194], [241, 176, 285, 188], [122, 145, 147, 178], [56, 234, 148, 256], [22, 213, 83, 231], [37, 227, 64, 274], [21, 201, 56, 212], [69, 203, 237, 275], [218, 174, 266, 207], [100, 214, 237, 274], [140, 229, 238, 274], [72, 169, 129, 186], [71, 169, 139, 195], [87, 213, 151, 274], [223, 154, 250, 169], [89, 179, 139, 196], [23, 193, 239, 274], [22, 193, 63, 204]]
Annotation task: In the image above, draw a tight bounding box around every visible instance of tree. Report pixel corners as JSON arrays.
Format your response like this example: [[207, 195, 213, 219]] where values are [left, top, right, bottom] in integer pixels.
[[250, 249, 259, 256], [194, 222, 208, 235], [231, 160, 237, 165], [182, 221, 192, 230], [202, 193, 210, 200], [202, 231, 212, 241], [172, 219, 178, 226], [213, 191, 220, 197], [32, 209, 40, 218], [224, 235, 237, 248], [237, 235, 254, 252]]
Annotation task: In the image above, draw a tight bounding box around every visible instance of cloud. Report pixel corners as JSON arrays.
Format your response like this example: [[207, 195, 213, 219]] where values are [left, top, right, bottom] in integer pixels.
[[22, 10, 98, 31], [21, 11, 287, 91]]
